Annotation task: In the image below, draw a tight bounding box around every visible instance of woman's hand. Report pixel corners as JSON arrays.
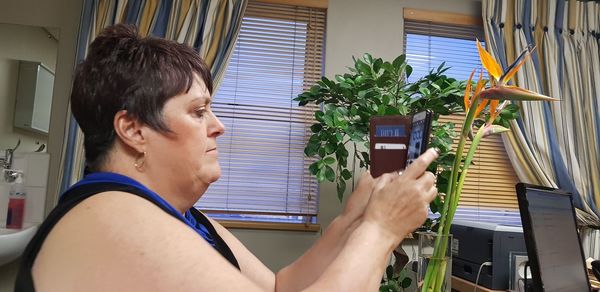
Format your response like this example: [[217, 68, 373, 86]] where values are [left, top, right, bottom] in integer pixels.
[[363, 148, 439, 243], [341, 171, 376, 222]]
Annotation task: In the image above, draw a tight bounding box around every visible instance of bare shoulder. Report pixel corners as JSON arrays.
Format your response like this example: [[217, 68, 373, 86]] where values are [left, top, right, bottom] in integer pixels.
[[33, 191, 263, 292], [205, 216, 275, 290]]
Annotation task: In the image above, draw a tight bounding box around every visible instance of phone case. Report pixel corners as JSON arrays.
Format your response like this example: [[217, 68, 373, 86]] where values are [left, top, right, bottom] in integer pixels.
[[369, 115, 412, 178], [406, 110, 433, 166]]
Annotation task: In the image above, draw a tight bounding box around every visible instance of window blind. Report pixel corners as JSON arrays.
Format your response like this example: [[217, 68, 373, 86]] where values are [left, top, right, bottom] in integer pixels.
[[197, 0, 326, 223], [404, 19, 521, 225]]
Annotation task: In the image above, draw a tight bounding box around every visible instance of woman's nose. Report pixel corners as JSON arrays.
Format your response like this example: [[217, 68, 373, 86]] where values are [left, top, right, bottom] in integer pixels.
[[209, 112, 225, 137]]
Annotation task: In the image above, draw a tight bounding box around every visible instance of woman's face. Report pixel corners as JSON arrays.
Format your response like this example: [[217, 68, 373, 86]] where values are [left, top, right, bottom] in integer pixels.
[[144, 76, 224, 195]]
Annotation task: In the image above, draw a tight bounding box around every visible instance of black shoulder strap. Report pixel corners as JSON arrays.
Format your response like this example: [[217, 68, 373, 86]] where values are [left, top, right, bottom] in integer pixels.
[[188, 207, 240, 270], [16, 183, 140, 292]]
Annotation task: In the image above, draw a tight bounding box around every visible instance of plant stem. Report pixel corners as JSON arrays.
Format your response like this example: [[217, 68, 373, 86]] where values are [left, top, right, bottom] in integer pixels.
[[352, 142, 357, 191], [433, 258, 448, 292], [421, 100, 480, 292], [445, 125, 486, 228]]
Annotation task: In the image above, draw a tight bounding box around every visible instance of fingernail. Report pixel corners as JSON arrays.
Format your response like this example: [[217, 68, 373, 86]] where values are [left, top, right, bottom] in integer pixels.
[[432, 147, 441, 155]]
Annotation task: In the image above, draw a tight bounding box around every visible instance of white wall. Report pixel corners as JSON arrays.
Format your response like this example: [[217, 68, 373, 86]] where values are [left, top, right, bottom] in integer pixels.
[[0, 24, 58, 153], [0, 0, 82, 290]]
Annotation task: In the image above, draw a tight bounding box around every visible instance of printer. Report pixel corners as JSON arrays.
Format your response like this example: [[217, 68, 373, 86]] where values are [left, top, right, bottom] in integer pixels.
[[451, 220, 526, 290]]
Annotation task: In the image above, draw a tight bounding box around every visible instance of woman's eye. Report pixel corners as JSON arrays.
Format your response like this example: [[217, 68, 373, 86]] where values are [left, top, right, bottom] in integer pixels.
[[194, 107, 206, 118]]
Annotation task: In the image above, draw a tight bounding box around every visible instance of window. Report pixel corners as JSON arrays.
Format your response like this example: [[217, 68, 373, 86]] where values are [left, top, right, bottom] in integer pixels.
[[196, 0, 326, 230], [404, 9, 521, 226]]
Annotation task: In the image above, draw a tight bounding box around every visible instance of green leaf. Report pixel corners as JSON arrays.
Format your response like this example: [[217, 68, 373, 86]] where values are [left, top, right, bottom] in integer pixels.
[[324, 156, 335, 164], [361, 152, 370, 165], [325, 166, 335, 182], [377, 104, 387, 115], [315, 111, 324, 121], [373, 58, 383, 73], [386, 265, 394, 280], [336, 179, 346, 201], [341, 169, 352, 180], [392, 54, 406, 69], [304, 144, 318, 156], [318, 147, 326, 158], [355, 59, 371, 75], [317, 168, 326, 182], [419, 87, 431, 97], [382, 94, 391, 105], [308, 161, 320, 175], [323, 115, 334, 127], [310, 124, 322, 133], [324, 142, 337, 154], [405, 65, 413, 79], [430, 195, 442, 214]]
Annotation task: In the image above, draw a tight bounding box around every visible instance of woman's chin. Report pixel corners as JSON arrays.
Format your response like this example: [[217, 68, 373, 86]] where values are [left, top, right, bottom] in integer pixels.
[[206, 168, 221, 183]]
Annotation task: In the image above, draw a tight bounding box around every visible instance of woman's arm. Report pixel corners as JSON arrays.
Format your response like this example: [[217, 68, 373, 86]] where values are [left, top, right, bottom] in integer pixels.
[[278, 148, 439, 291], [275, 172, 375, 291]]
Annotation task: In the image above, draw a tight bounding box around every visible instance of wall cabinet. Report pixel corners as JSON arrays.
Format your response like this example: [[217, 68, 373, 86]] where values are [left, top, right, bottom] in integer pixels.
[[13, 61, 54, 135]]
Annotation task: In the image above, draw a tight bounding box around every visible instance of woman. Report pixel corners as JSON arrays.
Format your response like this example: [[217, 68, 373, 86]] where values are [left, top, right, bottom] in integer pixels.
[[16, 24, 439, 291]]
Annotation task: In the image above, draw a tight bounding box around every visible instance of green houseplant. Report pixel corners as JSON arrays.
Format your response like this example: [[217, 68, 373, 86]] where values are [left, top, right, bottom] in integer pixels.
[[294, 53, 464, 213], [295, 53, 521, 224]]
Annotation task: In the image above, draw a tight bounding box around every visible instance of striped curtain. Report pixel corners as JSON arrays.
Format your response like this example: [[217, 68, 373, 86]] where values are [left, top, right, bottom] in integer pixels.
[[57, 0, 247, 199], [482, 0, 600, 226]]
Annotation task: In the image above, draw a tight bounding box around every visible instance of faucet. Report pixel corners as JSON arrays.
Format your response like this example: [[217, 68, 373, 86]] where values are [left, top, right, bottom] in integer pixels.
[[0, 139, 21, 182]]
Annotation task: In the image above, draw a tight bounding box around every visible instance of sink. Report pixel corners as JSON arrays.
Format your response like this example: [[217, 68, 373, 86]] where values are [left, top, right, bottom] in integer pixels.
[[0, 224, 38, 266]]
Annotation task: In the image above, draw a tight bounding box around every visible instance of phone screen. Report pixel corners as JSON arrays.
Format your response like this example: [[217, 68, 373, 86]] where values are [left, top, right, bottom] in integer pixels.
[[406, 111, 431, 165]]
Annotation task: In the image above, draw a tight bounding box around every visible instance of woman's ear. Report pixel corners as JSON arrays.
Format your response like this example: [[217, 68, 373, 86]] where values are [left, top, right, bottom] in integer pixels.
[[113, 110, 146, 152]]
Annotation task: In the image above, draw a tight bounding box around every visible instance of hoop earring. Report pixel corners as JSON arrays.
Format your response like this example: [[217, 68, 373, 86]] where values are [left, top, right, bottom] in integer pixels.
[[134, 151, 146, 171]]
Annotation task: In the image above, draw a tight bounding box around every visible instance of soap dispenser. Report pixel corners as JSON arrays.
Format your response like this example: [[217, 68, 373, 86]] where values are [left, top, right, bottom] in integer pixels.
[[6, 170, 25, 229]]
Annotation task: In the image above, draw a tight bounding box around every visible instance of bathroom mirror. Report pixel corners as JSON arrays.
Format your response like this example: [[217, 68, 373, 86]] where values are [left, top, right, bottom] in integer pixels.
[[0, 23, 59, 157]]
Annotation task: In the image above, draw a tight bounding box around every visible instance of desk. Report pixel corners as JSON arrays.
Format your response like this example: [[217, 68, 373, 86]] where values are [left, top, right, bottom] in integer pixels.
[[450, 276, 505, 292], [451, 274, 600, 292]]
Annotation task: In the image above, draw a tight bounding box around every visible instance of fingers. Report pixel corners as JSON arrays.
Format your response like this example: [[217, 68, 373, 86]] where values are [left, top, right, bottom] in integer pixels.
[[415, 171, 437, 202], [356, 170, 374, 189], [425, 184, 438, 203], [373, 173, 396, 192], [403, 148, 440, 179]]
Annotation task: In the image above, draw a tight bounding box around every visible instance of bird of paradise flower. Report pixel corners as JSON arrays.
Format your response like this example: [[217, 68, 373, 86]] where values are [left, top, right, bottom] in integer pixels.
[[420, 40, 558, 292]]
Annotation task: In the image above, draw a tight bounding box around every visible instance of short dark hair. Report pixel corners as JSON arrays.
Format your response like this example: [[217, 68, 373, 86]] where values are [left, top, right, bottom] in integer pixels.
[[71, 24, 213, 171]]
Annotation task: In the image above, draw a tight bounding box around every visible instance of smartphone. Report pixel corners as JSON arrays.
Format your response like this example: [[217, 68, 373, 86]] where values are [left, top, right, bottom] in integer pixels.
[[406, 110, 433, 165]]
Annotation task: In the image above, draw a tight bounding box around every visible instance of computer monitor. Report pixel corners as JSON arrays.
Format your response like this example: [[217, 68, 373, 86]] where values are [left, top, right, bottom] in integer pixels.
[[516, 183, 591, 292]]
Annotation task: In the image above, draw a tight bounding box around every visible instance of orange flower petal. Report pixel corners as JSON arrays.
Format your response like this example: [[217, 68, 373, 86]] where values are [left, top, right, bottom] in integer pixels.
[[488, 100, 500, 123], [474, 99, 490, 118], [471, 69, 486, 106], [464, 69, 476, 109], [476, 39, 503, 82]]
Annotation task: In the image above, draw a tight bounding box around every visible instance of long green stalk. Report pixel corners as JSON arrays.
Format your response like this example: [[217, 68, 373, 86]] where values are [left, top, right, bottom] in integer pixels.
[[421, 100, 479, 292], [445, 126, 486, 228], [427, 124, 486, 291]]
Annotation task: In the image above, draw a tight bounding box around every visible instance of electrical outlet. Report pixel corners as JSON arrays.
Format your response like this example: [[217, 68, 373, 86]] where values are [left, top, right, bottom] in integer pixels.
[[509, 252, 531, 291]]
